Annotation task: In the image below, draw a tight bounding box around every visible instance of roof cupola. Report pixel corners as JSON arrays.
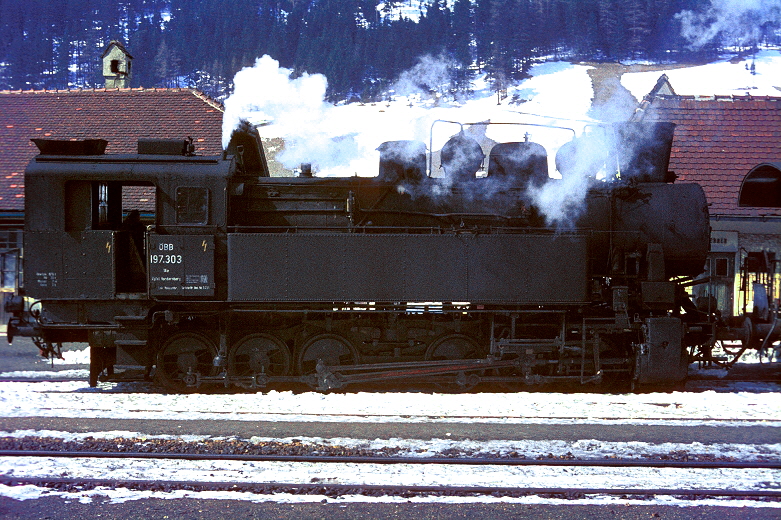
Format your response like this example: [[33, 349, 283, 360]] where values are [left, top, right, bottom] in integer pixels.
[[102, 41, 133, 88]]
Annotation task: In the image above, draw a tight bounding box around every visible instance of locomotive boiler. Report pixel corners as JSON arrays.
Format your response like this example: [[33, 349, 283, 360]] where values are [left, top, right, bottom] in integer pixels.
[[6, 120, 715, 392]]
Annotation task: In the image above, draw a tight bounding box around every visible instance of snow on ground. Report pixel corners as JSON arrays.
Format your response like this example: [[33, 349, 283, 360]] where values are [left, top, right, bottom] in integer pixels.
[[0, 369, 89, 379], [0, 341, 778, 425], [622, 48, 781, 99], [1, 456, 775, 493], [51, 347, 90, 365], [0, 380, 778, 426], [0, 440, 778, 507], [0, 430, 779, 507]]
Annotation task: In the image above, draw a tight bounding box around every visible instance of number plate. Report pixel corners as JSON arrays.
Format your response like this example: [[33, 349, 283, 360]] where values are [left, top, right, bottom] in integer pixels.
[[148, 235, 214, 297]]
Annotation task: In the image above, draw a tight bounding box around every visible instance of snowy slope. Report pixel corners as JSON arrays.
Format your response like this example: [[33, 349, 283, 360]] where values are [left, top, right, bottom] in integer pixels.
[[622, 49, 781, 99]]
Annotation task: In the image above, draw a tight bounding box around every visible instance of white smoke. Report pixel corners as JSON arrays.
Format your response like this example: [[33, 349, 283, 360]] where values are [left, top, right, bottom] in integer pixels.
[[528, 174, 592, 226], [390, 54, 455, 99], [527, 122, 675, 228], [675, 0, 781, 49], [222, 56, 326, 149], [221, 55, 367, 173], [527, 129, 606, 226], [222, 54, 479, 176]]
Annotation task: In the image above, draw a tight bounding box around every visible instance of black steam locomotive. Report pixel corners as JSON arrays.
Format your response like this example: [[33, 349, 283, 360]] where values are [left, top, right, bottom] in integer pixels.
[[6, 120, 717, 392]]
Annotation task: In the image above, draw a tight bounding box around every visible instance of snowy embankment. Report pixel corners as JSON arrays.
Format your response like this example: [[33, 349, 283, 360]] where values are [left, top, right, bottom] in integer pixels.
[[1, 455, 776, 494]]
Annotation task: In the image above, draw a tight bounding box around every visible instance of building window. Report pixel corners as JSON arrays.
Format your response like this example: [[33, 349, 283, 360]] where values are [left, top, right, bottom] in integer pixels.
[[98, 183, 110, 226], [714, 257, 729, 277], [739, 164, 781, 208], [62, 181, 157, 232], [739, 251, 779, 316], [0, 231, 22, 290], [694, 253, 737, 317], [705, 255, 733, 279], [0, 252, 18, 290]]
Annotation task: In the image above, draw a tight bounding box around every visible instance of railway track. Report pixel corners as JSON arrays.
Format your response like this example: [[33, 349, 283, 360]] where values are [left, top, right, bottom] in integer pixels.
[[1, 379, 779, 431], [2, 448, 780, 469], [0, 370, 778, 506], [2, 476, 779, 500], [0, 369, 778, 389], [1, 449, 779, 500]]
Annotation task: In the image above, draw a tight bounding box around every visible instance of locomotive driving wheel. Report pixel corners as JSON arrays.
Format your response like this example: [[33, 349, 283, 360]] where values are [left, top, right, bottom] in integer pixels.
[[155, 332, 218, 392], [229, 333, 292, 379], [297, 333, 359, 386], [424, 333, 483, 391]]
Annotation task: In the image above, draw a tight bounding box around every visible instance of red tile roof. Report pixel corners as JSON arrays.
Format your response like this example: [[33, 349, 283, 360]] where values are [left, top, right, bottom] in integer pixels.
[[642, 95, 781, 217], [0, 88, 224, 211]]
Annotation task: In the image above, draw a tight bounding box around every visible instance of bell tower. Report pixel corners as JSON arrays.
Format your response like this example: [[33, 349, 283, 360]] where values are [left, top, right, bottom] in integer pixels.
[[102, 41, 133, 88]]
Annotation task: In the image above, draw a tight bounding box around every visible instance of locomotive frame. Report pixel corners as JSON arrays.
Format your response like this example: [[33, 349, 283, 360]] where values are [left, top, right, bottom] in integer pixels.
[[6, 120, 727, 392]]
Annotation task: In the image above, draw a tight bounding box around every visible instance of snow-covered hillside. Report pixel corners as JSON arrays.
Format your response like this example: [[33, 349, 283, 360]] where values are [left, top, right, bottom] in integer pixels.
[[622, 49, 781, 98]]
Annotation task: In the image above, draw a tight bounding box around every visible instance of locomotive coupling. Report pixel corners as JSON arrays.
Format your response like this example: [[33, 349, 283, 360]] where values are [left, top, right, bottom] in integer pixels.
[[5, 317, 40, 345], [4, 295, 39, 344]]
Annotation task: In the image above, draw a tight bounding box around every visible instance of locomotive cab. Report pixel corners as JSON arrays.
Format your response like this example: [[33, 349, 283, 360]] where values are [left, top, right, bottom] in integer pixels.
[[23, 139, 226, 303], [15, 139, 230, 380]]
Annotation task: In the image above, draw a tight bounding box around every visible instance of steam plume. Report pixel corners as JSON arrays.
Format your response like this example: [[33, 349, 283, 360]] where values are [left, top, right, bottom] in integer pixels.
[[391, 54, 456, 99], [222, 55, 366, 173], [528, 122, 674, 227], [528, 129, 606, 226], [675, 0, 781, 49]]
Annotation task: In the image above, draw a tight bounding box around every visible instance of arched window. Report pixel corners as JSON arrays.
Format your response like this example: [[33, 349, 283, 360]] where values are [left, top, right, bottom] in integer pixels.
[[739, 162, 781, 208]]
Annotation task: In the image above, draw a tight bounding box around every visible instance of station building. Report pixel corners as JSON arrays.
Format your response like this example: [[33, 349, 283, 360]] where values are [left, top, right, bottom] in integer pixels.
[[636, 76, 781, 318]]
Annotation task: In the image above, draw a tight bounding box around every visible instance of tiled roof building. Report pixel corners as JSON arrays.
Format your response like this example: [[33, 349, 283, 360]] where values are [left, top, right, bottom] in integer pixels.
[[0, 88, 224, 212], [636, 79, 781, 317], [641, 92, 781, 217]]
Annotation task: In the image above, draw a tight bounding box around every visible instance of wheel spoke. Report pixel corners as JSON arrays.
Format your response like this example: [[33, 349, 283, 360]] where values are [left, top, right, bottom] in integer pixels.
[[425, 333, 482, 391], [155, 332, 217, 392], [297, 333, 358, 376], [230, 333, 291, 377]]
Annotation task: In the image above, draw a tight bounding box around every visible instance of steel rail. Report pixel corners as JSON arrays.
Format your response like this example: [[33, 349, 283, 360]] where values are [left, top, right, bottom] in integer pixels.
[[0, 404, 776, 422], [1, 378, 774, 384], [1, 450, 779, 469], [0, 378, 90, 383], [1, 476, 779, 499]]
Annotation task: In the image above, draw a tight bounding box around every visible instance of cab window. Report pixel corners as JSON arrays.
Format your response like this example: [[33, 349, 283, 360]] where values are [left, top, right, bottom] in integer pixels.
[[175, 187, 209, 224]]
